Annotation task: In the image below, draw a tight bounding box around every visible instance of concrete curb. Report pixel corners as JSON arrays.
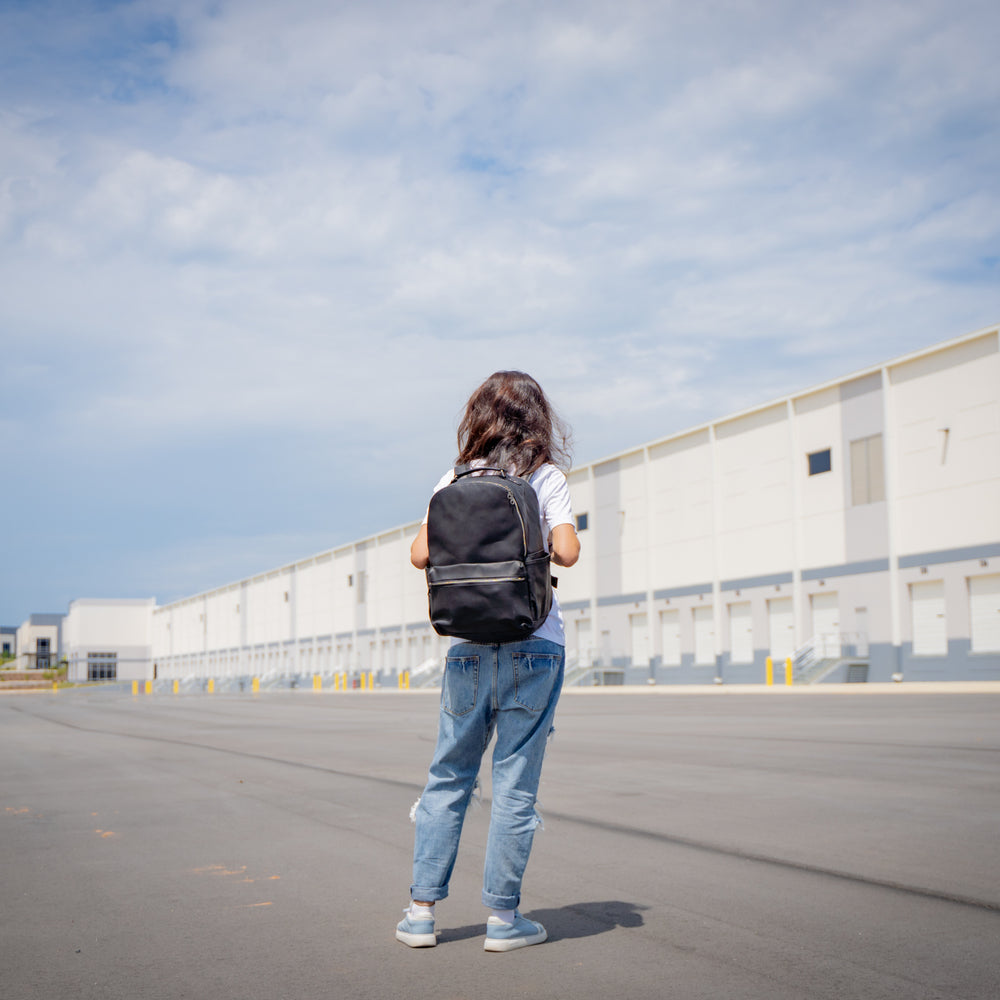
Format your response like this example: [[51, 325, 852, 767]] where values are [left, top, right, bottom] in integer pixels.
[[560, 681, 1000, 694]]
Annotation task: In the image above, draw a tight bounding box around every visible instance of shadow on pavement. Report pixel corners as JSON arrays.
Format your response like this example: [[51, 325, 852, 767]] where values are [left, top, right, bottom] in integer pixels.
[[436, 922, 488, 944], [524, 900, 648, 941], [434, 901, 646, 945]]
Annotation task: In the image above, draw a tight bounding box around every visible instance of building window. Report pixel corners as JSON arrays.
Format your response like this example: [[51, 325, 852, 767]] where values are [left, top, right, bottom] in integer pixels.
[[88, 652, 118, 681], [575, 512, 589, 532], [2, 642, 10, 656], [850, 434, 885, 505], [807, 449, 832, 476]]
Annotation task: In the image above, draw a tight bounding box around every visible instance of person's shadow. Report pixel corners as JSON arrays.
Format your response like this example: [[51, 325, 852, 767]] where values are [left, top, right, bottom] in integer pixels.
[[437, 901, 646, 944]]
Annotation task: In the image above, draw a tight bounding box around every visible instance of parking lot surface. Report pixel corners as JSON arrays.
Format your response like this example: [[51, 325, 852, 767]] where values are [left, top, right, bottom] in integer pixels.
[[3, 686, 999, 999]]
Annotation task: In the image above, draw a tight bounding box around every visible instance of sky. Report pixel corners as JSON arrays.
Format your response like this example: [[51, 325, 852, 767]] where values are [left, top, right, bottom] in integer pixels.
[[2, 0, 998, 624]]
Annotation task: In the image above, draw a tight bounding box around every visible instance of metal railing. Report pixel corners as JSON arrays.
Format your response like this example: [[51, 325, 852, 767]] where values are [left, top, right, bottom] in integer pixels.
[[793, 632, 868, 684]]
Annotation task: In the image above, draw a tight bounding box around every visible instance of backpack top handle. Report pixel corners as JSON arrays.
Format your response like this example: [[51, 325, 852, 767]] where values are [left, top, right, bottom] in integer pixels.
[[452, 464, 508, 481]]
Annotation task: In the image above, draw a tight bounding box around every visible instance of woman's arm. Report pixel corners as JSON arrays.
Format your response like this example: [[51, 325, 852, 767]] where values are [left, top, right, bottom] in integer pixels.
[[410, 524, 429, 569], [549, 523, 580, 567]]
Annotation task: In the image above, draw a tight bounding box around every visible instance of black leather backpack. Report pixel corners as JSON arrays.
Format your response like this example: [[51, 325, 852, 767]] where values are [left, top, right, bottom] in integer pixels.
[[425, 466, 552, 643]]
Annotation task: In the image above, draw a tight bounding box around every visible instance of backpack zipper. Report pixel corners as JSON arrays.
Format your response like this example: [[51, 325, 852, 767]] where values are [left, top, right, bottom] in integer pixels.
[[481, 480, 528, 554]]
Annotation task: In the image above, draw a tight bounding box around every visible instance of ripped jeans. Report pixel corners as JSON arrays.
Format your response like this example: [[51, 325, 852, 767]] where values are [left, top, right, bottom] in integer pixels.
[[410, 637, 565, 910]]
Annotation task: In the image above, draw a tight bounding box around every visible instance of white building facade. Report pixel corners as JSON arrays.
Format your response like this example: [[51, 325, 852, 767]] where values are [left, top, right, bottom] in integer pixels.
[[148, 325, 1000, 685], [63, 598, 155, 683], [14, 614, 63, 671]]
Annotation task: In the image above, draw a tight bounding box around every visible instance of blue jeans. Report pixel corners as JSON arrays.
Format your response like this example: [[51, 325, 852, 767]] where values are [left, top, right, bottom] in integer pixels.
[[411, 637, 565, 910]]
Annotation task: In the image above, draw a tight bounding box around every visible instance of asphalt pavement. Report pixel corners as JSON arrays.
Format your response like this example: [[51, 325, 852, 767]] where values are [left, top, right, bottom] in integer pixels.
[[2, 685, 999, 1000]]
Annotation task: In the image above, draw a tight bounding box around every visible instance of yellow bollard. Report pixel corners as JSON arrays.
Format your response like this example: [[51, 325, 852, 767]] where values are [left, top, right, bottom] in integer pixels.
[[765, 657, 773, 686], [52, 681, 58, 692], [785, 657, 793, 686], [132, 680, 139, 696], [404, 670, 410, 690], [173, 679, 179, 695], [361, 673, 367, 691], [252, 677, 259, 694], [207, 678, 215, 694], [313, 674, 321, 691], [144, 680, 152, 695]]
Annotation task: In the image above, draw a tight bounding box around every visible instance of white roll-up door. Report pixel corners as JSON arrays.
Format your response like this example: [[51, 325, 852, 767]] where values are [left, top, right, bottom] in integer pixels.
[[728, 601, 753, 663], [575, 617, 593, 664], [659, 610, 681, 666], [810, 592, 841, 658], [969, 574, 1000, 653], [630, 612, 650, 667], [693, 606, 714, 665], [910, 580, 946, 656], [767, 597, 795, 662]]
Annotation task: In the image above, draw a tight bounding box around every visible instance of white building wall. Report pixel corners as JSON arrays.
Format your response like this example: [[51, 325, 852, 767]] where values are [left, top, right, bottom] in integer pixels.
[[647, 431, 714, 589], [716, 405, 795, 582], [891, 335, 1000, 557], [795, 387, 848, 571], [618, 452, 649, 596]]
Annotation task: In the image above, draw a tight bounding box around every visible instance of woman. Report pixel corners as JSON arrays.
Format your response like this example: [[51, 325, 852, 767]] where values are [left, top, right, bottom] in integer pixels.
[[396, 371, 580, 953]]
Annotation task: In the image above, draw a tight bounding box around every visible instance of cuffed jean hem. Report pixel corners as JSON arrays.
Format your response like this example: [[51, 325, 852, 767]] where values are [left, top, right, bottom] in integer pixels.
[[410, 885, 450, 903], [482, 889, 520, 909]]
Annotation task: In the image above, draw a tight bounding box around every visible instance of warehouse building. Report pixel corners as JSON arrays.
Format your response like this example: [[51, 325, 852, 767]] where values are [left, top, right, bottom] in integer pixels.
[[13, 614, 63, 671], [149, 324, 1000, 686], [1, 626, 16, 661], [62, 598, 155, 683]]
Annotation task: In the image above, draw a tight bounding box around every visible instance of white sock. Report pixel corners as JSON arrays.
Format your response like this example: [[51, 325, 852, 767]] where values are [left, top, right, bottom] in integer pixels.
[[410, 902, 435, 920], [490, 908, 515, 924]]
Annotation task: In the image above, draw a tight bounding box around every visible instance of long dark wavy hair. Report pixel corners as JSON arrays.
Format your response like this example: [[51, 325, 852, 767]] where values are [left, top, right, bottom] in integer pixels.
[[456, 371, 572, 477]]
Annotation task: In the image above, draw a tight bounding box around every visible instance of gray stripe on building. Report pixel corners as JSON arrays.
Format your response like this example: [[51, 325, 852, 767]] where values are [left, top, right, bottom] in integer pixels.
[[597, 592, 647, 607], [898, 542, 1000, 569], [721, 571, 794, 592], [653, 583, 713, 599], [801, 558, 890, 581]]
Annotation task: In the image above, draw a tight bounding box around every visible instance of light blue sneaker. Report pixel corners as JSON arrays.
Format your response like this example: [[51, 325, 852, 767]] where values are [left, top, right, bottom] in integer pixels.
[[483, 912, 547, 952], [395, 907, 437, 948]]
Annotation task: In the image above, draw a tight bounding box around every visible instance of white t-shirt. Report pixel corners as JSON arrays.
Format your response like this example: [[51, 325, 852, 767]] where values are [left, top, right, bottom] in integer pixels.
[[423, 462, 575, 645]]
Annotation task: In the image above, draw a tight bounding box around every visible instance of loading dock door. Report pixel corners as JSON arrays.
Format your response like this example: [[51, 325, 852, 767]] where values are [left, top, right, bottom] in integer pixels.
[[659, 610, 681, 666], [969, 574, 1000, 653], [575, 617, 593, 665], [693, 606, 714, 665], [767, 597, 795, 662], [910, 580, 947, 656], [630, 612, 650, 667], [728, 602, 753, 663], [810, 592, 841, 658]]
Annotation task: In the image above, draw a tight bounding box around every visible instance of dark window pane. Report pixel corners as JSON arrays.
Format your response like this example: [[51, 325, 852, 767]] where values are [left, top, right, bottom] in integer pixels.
[[808, 449, 832, 476]]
